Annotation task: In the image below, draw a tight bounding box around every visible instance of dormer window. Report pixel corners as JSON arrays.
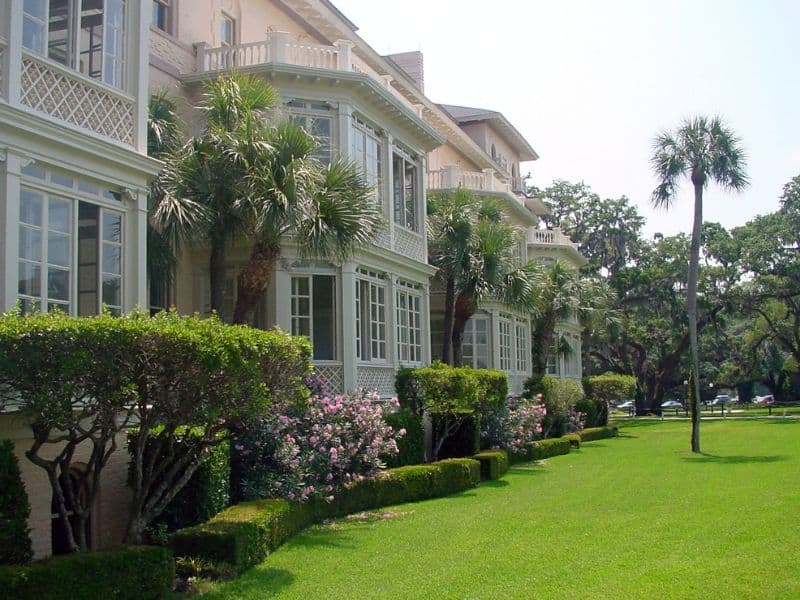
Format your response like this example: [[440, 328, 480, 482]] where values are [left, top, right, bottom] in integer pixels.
[[22, 0, 127, 90]]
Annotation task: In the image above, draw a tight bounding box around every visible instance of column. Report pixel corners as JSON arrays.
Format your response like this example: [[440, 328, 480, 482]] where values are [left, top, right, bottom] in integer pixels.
[[0, 151, 23, 311], [4, 0, 23, 105], [125, 188, 148, 312], [490, 308, 500, 371], [340, 262, 358, 392], [337, 103, 352, 159], [420, 281, 432, 365], [273, 267, 291, 332], [133, 0, 150, 155]]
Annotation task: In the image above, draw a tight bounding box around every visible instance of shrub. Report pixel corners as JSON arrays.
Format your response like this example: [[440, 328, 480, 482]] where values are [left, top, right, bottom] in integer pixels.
[[0, 440, 32, 565], [579, 426, 619, 442], [584, 374, 636, 425], [173, 458, 480, 573], [232, 390, 403, 503], [529, 376, 585, 438], [383, 410, 425, 467], [473, 450, 510, 480], [480, 395, 547, 453], [564, 433, 581, 449], [0, 545, 173, 600], [435, 413, 480, 459], [510, 436, 572, 463], [128, 429, 230, 533], [574, 397, 599, 428]]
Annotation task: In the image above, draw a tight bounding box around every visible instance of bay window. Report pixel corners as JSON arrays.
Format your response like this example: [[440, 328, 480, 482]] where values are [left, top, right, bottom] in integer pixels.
[[287, 100, 334, 165], [498, 317, 512, 371], [392, 149, 419, 232], [290, 275, 336, 361], [462, 317, 489, 369], [396, 283, 422, 364], [355, 270, 386, 362], [351, 117, 382, 203], [515, 322, 528, 373], [22, 0, 127, 89]]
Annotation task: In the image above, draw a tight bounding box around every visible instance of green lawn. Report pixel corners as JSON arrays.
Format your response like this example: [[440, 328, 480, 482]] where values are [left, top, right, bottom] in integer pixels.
[[206, 419, 800, 599]]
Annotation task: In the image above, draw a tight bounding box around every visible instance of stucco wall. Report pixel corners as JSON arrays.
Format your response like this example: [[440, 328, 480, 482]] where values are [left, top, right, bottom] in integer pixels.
[[427, 142, 482, 173], [0, 413, 132, 559]]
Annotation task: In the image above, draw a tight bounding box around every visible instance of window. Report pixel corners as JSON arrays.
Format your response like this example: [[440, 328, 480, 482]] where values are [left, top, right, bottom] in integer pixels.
[[498, 317, 512, 371], [462, 317, 489, 369], [396, 283, 422, 364], [22, 0, 127, 90], [351, 117, 382, 204], [287, 100, 334, 165], [515, 322, 528, 373], [220, 13, 235, 46], [546, 339, 559, 376], [151, 0, 170, 33], [355, 270, 386, 362], [392, 150, 419, 232], [19, 187, 123, 316], [291, 275, 336, 361]]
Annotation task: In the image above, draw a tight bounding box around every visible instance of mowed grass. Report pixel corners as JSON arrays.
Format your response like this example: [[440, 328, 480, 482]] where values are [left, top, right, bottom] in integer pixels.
[[206, 419, 800, 599]]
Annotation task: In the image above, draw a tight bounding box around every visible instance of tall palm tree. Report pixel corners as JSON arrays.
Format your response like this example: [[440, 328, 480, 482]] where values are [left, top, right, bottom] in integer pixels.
[[651, 116, 748, 453]]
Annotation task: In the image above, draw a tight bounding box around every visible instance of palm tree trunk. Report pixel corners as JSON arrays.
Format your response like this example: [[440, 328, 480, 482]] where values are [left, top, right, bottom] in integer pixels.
[[452, 293, 475, 368], [532, 311, 556, 374], [209, 241, 226, 316], [441, 276, 456, 365], [233, 240, 280, 325], [687, 180, 703, 453]]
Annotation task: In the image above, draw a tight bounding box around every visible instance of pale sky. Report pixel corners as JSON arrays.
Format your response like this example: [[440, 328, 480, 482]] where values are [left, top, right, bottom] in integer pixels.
[[334, 0, 800, 236]]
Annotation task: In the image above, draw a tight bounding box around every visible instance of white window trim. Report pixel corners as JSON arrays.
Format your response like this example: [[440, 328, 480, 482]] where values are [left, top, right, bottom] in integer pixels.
[[396, 282, 422, 365], [355, 268, 387, 363]]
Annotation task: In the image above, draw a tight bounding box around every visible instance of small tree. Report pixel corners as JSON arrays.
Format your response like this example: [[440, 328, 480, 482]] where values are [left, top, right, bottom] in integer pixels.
[[584, 373, 636, 425], [0, 440, 33, 564]]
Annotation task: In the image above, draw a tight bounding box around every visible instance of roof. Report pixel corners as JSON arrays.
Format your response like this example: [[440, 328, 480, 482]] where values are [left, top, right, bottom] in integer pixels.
[[438, 104, 539, 162]]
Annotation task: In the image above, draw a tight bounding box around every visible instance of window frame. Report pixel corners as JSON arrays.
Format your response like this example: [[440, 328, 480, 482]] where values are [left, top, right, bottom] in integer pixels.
[[515, 321, 528, 373], [498, 316, 512, 372], [461, 316, 489, 370], [287, 99, 336, 165], [151, 0, 171, 34], [351, 116, 383, 205], [290, 274, 337, 361], [392, 147, 420, 233], [396, 281, 422, 365], [220, 11, 236, 46], [355, 269, 387, 363]]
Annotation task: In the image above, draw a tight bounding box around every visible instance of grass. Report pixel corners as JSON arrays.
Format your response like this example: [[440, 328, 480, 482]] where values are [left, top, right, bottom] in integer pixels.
[[204, 419, 800, 599]]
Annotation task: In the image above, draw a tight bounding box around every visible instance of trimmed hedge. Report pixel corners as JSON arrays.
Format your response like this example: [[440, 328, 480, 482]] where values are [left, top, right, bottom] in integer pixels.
[[473, 450, 510, 480], [510, 436, 572, 463], [579, 426, 619, 442], [0, 545, 174, 600], [564, 433, 581, 449], [383, 409, 425, 467], [0, 439, 33, 565], [172, 458, 480, 573]]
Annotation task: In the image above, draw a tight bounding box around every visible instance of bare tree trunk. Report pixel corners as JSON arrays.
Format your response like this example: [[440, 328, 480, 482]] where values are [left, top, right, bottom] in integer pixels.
[[451, 293, 475, 368], [233, 241, 280, 325], [441, 276, 456, 365], [687, 179, 704, 453]]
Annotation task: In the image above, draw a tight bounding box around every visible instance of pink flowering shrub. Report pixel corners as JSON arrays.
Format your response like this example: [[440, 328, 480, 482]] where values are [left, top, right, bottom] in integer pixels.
[[481, 394, 547, 454], [566, 407, 586, 433], [233, 389, 405, 502]]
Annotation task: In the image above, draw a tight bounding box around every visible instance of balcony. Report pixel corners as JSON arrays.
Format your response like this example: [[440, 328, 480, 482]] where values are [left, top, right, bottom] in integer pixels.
[[527, 227, 581, 253], [427, 166, 515, 195], [195, 32, 423, 118]]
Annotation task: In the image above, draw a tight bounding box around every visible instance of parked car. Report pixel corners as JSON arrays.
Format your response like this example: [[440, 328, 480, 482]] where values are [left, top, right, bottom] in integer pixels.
[[710, 395, 730, 406], [753, 395, 774, 404], [618, 400, 635, 409], [661, 400, 683, 408]]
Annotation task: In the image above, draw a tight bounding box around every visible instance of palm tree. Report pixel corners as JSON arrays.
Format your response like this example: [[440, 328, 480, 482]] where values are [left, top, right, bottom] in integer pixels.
[[651, 116, 748, 453], [157, 74, 383, 325], [530, 261, 615, 375]]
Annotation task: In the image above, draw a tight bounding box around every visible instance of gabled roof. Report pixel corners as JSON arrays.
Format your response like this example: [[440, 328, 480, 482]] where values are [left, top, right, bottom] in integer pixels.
[[438, 104, 539, 162]]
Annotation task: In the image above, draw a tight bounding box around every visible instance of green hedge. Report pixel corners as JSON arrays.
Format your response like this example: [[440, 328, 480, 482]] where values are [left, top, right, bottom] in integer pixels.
[[472, 450, 510, 480], [172, 458, 480, 574], [383, 410, 425, 467], [510, 436, 572, 463], [0, 439, 33, 565], [579, 426, 619, 442], [564, 433, 581, 449], [0, 545, 173, 600]]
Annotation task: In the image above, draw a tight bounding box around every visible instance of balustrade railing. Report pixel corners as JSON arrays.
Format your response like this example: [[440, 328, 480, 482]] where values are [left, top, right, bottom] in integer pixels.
[[527, 227, 579, 249]]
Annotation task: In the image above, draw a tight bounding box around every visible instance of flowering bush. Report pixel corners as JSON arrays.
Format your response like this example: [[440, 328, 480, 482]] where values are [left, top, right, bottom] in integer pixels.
[[566, 407, 586, 433], [233, 389, 405, 502], [481, 394, 547, 454]]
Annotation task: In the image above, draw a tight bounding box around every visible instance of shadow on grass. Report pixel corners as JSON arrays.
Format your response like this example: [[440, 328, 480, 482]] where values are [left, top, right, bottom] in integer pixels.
[[479, 479, 510, 488], [681, 453, 787, 465], [764, 418, 800, 426]]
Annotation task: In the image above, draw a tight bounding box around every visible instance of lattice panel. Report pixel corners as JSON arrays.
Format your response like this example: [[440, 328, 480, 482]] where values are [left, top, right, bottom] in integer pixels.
[[314, 364, 344, 395], [20, 57, 135, 145], [393, 226, 425, 262], [357, 366, 396, 397], [373, 227, 392, 251]]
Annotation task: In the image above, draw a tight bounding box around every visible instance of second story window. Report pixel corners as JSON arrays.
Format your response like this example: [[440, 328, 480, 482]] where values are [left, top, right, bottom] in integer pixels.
[[22, 0, 127, 90], [287, 100, 334, 165], [392, 149, 419, 232], [151, 0, 171, 34], [351, 117, 382, 205], [220, 13, 235, 46]]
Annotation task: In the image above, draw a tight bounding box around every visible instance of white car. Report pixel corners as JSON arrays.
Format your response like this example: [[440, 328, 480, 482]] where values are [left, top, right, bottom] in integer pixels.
[[753, 395, 774, 404], [617, 400, 635, 409], [661, 400, 683, 408]]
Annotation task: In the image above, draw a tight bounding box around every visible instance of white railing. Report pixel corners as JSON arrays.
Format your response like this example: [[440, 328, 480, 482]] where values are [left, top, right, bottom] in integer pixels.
[[19, 52, 136, 146], [427, 167, 489, 191], [527, 227, 579, 250], [195, 33, 422, 117]]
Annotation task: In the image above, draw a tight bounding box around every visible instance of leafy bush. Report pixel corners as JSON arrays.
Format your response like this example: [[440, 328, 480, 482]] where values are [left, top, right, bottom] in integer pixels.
[[564, 433, 581, 449], [574, 397, 599, 428], [510, 436, 572, 463], [173, 458, 480, 574], [584, 374, 636, 425], [0, 440, 32, 565], [524, 376, 585, 438], [128, 429, 230, 533], [0, 545, 173, 600], [579, 426, 619, 442], [473, 450, 510, 480], [383, 410, 425, 467], [232, 390, 403, 503], [0, 310, 311, 546], [480, 395, 547, 453]]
